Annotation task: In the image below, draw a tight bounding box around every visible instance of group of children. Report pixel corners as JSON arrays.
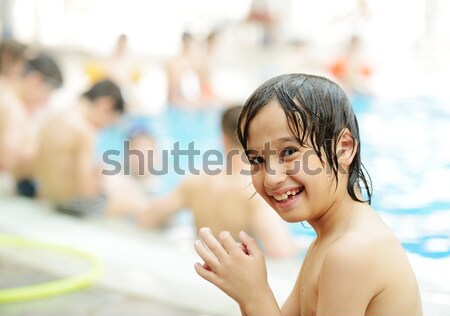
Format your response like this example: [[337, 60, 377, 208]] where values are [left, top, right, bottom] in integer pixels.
[[85, 31, 221, 113], [0, 38, 298, 256], [0, 37, 422, 314]]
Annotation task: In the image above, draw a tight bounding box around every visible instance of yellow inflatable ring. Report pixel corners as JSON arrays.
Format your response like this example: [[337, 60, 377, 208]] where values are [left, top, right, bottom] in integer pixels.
[[0, 235, 103, 303]]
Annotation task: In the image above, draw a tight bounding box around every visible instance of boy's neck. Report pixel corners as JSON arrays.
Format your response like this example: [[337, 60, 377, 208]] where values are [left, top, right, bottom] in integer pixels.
[[308, 193, 367, 241]]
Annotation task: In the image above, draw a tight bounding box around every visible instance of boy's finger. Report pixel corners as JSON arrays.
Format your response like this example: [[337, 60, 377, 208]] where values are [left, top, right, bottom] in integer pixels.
[[194, 262, 220, 286], [198, 227, 228, 260], [219, 231, 242, 256], [239, 231, 260, 256], [202, 262, 212, 271], [238, 242, 250, 255], [194, 240, 220, 270]]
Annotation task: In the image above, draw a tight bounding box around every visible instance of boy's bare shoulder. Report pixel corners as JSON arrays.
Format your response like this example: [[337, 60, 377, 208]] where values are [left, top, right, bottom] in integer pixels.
[[325, 232, 378, 266], [330, 206, 400, 256], [321, 219, 404, 286], [42, 111, 95, 150], [318, 231, 390, 300], [57, 110, 94, 136], [318, 214, 421, 314], [326, 220, 399, 264]]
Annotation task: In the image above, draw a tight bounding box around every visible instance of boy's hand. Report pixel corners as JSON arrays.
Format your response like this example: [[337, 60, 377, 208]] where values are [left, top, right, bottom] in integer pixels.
[[194, 227, 271, 307], [202, 241, 248, 271]]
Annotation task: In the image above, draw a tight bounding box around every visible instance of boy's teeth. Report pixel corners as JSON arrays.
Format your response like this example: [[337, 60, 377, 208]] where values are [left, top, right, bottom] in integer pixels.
[[273, 189, 301, 201], [274, 193, 288, 201]]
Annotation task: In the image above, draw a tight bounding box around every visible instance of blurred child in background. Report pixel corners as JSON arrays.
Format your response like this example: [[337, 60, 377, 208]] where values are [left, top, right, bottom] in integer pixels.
[[34, 79, 153, 223], [143, 105, 300, 258], [0, 51, 63, 197]]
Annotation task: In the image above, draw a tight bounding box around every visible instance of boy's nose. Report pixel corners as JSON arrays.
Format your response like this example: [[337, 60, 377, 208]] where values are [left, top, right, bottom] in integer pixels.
[[263, 162, 286, 188]]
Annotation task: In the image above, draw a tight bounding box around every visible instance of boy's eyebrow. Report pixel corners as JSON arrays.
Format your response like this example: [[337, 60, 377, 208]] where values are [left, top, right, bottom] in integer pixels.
[[277, 137, 298, 143], [246, 137, 300, 153], [248, 136, 298, 147], [264, 137, 299, 146]]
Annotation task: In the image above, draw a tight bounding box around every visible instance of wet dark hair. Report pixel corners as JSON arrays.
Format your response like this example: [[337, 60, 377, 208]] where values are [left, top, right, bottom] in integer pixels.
[[24, 53, 63, 89], [237, 73, 372, 204], [221, 105, 242, 146], [82, 79, 125, 113]]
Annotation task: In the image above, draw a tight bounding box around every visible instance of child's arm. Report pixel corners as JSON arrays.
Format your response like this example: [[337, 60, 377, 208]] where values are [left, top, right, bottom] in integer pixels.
[[0, 106, 26, 170], [194, 228, 282, 316], [138, 179, 189, 228], [281, 270, 303, 316], [76, 130, 101, 197]]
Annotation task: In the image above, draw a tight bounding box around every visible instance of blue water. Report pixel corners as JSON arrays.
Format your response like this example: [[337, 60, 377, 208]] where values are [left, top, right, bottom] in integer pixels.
[[98, 96, 450, 259]]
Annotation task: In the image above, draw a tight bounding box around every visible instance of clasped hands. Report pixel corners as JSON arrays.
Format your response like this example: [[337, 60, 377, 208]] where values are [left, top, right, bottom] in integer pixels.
[[194, 227, 270, 306]]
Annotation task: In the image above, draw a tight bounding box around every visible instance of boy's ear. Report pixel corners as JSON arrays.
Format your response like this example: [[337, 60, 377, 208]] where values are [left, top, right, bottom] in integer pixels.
[[337, 128, 357, 169]]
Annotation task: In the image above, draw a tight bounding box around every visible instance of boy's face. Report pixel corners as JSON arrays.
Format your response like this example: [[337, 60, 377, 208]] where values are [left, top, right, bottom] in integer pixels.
[[23, 72, 55, 110], [97, 109, 121, 128], [92, 96, 122, 128], [245, 100, 342, 223]]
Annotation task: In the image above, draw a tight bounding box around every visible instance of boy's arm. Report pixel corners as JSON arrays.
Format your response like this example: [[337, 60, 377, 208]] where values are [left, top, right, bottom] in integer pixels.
[[316, 234, 379, 316], [239, 251, 303, 316], [76, 130, 101, 197], [0, 106, 24, 170], [139, 178, 189, 227], [281, 268, 303, 316]]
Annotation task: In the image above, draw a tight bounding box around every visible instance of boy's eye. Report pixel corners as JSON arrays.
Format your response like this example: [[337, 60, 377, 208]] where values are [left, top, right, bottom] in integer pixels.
[[281, 148, 298, 158], [248, 156, 264, 165]]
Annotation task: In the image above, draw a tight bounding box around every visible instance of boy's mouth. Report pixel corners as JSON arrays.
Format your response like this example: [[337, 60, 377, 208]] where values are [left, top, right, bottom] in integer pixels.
[[271, 187, 304, 202]]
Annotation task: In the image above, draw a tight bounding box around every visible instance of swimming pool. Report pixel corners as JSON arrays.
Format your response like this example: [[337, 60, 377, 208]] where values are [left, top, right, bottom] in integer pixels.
[[0, 95, 448, 314], [356, 95, 450, 260], [98, 95, 450, 260]]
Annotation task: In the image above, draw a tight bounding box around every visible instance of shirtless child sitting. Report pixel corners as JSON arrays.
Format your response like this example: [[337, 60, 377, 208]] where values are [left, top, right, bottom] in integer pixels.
[[34, 79, 151, 220], [0, 51, 63, 196], [144, 105, 300, 258]]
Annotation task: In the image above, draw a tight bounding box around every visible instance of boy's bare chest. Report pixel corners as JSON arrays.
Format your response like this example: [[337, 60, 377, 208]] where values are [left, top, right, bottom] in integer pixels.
[[298, 247, 326, 316]]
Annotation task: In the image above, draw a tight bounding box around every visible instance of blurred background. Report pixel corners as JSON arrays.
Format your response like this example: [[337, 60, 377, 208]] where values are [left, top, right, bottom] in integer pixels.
[[0, 0, 449, 315]]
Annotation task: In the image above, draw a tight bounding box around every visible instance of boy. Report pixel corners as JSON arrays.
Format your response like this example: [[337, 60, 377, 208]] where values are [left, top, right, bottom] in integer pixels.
[[0, 52, 63, 196], [34, 79, 151, 220], [194, 74, 422, 315]]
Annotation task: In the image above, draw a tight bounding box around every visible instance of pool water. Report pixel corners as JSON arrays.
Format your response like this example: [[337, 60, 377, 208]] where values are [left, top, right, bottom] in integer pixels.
[[97, 95, 450, 259]]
